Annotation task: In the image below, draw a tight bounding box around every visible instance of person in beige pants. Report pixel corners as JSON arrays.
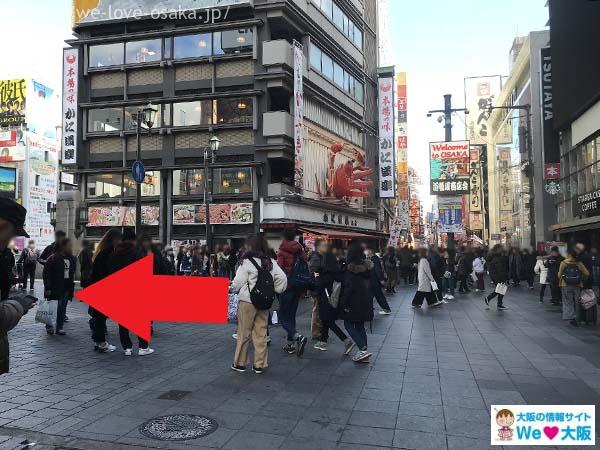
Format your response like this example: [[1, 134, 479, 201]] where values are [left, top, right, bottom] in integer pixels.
[[231, 236, 287, 374]]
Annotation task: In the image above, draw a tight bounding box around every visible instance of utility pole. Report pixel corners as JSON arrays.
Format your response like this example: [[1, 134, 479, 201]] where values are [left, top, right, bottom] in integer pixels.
[[427, 94, 468, 251]]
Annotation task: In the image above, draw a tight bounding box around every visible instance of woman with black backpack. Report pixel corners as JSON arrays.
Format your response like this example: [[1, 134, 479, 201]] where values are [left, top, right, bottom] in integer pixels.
[[339, 241, 374, 363], [231, 236, 287, 374]]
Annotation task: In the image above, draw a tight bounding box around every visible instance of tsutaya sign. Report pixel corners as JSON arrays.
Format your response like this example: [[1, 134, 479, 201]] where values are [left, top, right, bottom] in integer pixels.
[[72, 0, 253, 26]]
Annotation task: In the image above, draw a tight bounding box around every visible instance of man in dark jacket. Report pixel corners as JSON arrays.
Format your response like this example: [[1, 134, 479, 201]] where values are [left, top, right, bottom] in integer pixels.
[[0, 247, 16, 301], [382, 247, 397, 293], [308, 240, 327, 341], [521, 248, 537, 289], [43, 239, 76, 335], [109, 228, 154, 356], [38, 230, 66, 266], [366, 248, 391, 314], [276, 230, 308, 357], [457, 246, 473, 293], [545, 246, 564, 305], [0, 198, 37, 375], [398, 246, 412, 285], [17, 240, 39, 290], [428, 246, 445, 303], [485, 245, 509, 310]]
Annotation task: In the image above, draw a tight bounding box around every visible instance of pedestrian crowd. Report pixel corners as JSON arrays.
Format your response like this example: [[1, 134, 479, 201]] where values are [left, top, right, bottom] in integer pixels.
[[1, 197, 600, 378]]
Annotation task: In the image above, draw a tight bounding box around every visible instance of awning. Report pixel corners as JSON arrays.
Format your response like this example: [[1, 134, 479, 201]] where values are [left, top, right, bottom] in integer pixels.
[[299, 226, 379, 240]]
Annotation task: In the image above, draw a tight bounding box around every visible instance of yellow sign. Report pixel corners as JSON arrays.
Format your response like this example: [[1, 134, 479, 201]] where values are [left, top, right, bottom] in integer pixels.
[[72, 0, 100, 26], [0, 79, 26, 126]]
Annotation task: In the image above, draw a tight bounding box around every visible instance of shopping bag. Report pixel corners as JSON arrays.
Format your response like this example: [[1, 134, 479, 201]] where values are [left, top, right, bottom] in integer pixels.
[[35, 298, 57, 327], [580, 289, 598, 310], [495, 283, 508, 295], [471, 272, 478, 282], [430, 280, 439, 291], [326, 281, 342, 308], [271, 310, 278, 325], [227, 293, 239, 323]]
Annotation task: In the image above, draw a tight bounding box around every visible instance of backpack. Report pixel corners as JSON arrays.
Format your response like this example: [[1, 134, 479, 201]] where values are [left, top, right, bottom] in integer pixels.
[[562, 263, 582, 286], [287, 256, 313, 290], [247, 258, 276, 310], [24, 249, 37, 265]]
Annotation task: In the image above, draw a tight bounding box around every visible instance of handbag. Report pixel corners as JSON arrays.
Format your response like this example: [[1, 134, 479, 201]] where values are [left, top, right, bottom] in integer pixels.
[[227, 293, 239, 322], [35, 298, 57, 327], [326, 281, 342, 309], [580, 289, 598, 310], [495, 283, 508, 295], [471, 272, 478, 282], [430, 280, 439, 291]]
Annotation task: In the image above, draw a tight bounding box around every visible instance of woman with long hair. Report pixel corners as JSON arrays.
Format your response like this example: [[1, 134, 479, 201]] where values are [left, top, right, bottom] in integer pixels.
[[89, 228, 122, 352], [231, 236, 287, 374], [412, 248, 442, 309]]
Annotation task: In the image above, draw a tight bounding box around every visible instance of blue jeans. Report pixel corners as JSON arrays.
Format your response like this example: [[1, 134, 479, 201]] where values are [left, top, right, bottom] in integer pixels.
[[442, 275, 455, 295], [47, 295, 69, 331], [344, 320, 367, 351], [279, 290, 300, 342]]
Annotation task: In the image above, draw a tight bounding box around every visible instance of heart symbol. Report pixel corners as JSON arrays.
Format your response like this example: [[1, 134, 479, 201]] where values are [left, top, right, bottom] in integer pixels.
[[543, 426, 559, 440]]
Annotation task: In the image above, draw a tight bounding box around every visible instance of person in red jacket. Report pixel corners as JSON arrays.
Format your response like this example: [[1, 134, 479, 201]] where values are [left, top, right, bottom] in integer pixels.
[[276, 230, 308, 357]]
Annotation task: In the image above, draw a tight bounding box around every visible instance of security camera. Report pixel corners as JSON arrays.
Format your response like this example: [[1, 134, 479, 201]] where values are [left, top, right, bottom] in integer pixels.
[[437, 115, 444, 124]]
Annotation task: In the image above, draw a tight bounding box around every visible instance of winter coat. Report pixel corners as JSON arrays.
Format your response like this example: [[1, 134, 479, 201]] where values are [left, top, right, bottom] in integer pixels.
[[231, 257, 287, 304], [534, 257, 549, 285], [91, 248, 113, 284], [428, 252, 444, 279], [108, 242, 141, 275], [472, 257, 486, 274], [38, 242, 58, 265], [78, 248, 94, 288], [315, 265, 344, 322], [417, 258, 435, 292], [382, 253, 397, 271], [399, 248, 412, 267], [308, 251, 324, 295], [0, 248, 16, 300], [371, 255, 385, 282], [521, 253, 537, 277], [0, 295, 28, 375], [545, 254, 564, 285], [487, 253, 509, 284], [557, 257, 589, 288], [508, 253, 523, 278], [457, 253, 473, 276], [339, 259, 374, 322], [43, 253, 76, 299], [18, 248, 39, 268], [591, 255, 600, 287], [277, 240, 305, 275], [180, 253, 192, 273]]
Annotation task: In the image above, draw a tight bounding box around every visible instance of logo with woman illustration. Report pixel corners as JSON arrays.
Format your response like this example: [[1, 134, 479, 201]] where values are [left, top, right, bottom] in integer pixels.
[[495, 408, 515, 441]]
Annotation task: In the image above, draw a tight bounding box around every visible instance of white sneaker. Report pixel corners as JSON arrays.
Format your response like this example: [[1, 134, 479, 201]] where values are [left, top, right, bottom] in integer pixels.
[[441, 299, 449, 304], [443, 294, 449, 300], [431, 301, 443, 307], [138, 348, 155, 356], [352, 350, 372, 362], [314, 341, 327, 351], [98, 343, 116, 352], [475, 289, 480, 292], [124, 348, 133, 356], [447, 295, 455, 300], [378, 310, 392, 315], [232, 333, 238, 340]]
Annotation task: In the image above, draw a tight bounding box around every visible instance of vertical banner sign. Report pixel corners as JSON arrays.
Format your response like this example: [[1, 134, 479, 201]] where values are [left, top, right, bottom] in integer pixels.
[[62, 48, 79, 165], [498, 148, 512, 211], [396, 72, 409, 228], [469, 146, 483, 231], [378, 75, 395, 198], [464, 76, 502, 144], [293, 41, 304, 192], [387, 216, 402, 248], [540, 47, 561, 196]]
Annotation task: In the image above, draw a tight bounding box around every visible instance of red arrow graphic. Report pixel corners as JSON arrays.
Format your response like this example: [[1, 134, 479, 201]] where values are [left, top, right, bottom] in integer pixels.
[[75, 256, 229, 342]]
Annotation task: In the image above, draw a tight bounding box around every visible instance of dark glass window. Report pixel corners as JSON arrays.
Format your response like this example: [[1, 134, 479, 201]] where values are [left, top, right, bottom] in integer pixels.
[[216, 98, 253, 124], [353, 28, 363, 49], [173, 169, 205, 195], [89, 43, 124, 68], [310, 44, 322, 71], [87, 173, 122, 198], [213, 167, 252, 194], [321, 52, 334, 79], [88, 108, 123, 132], [124, 106, 162, 130], [125, 39, 161, 64], [174, 33, 212, 59], [123, 173, 160, 197], [214, 29, 253, 55], [333, 62, 344, 88], [172, 101, 213, 127]]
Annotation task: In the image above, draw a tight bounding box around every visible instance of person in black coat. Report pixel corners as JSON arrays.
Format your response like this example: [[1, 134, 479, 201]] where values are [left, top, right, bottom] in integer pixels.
[[366, 248, 392, 314], [545, 246, 564, 304], [42, 239, 76, 335], [109, 229, 153, 356], [339, 241, 374, 364], [78, 241, 94, 288], [484, 244, 509, 309], [0, 247, 16, 301], [457, 246, 473, 293], [38, 230, 66, 266], [89, 229, 122, 352], [313, 251, 354, 354], [428, 246, 445, 303], [520, 248, 536, 289]]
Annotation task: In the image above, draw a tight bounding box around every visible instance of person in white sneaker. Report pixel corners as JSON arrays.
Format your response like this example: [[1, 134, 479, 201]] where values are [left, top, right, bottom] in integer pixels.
[[412, 248, 443, 308], [313, 251, 354, 353], [339, 242, 374, 364], [472, 250, 486, 293]]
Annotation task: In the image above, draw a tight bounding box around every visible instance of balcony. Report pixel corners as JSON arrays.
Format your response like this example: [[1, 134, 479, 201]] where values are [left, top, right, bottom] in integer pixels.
[[262, 40, 293, 68], [262, 111, 293, 144]]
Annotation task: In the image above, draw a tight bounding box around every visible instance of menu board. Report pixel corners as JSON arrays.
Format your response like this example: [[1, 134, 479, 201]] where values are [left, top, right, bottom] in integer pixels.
[[173, 203, 253, 225], [87, 206, 160, 227]]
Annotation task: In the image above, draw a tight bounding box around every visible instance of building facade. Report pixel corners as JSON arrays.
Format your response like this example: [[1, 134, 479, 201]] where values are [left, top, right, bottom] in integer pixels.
[[548, 0, 600, 250], [65, 0, 384, 249], [487, 31, 551, 249]]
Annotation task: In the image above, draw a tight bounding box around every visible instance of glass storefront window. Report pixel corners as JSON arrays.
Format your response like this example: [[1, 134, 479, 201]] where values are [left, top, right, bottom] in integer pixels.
[[123, 174, 137, 198], [89, 43, 124, 68], [172, 101, 213, 127], [570, 150, 578, 174], [125, 39, 162, 64], [87, 173, 122, 198], [124, 106, 162, 130], [88, 108, 123, 132], [174, 33, 212, 59], [213, 167, 252, 194], [173, 169, 205, 195], [216, 98, 253, 124], [214, 29, 253, 55], [121, 171, 160, 197]]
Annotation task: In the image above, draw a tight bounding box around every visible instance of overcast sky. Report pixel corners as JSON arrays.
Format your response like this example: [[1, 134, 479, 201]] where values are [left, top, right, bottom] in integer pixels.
[[3, 0, 548, 210]]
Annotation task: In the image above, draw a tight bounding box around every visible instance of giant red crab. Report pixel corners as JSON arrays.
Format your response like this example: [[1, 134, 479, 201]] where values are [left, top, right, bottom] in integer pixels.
[[327, 142, 374, 200]]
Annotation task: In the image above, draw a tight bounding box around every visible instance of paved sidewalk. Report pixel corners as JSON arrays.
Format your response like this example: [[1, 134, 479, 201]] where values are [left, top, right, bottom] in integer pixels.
[[0, 282, 599, 449]]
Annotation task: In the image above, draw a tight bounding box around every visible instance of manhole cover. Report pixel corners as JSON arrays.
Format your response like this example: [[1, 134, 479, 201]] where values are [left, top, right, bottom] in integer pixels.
[[139, 414, 218, 441]]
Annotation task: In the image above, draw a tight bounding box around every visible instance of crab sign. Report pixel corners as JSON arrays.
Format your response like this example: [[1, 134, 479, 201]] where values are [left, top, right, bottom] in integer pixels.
[[327, 142, 374, 200]]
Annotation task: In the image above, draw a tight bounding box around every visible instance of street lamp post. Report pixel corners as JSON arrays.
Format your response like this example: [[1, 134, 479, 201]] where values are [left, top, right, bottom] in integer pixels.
[[133, 103, 158, 236], [204, 135, 221, 273]]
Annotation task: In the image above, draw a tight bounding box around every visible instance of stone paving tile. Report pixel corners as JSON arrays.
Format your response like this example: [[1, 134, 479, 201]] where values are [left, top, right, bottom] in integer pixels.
[[340, 425, 395, 447], [392, 429, 448, 450]]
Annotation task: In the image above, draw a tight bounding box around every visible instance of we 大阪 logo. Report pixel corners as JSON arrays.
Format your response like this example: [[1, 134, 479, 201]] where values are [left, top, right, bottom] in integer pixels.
[[491, 405, 595, 446]]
